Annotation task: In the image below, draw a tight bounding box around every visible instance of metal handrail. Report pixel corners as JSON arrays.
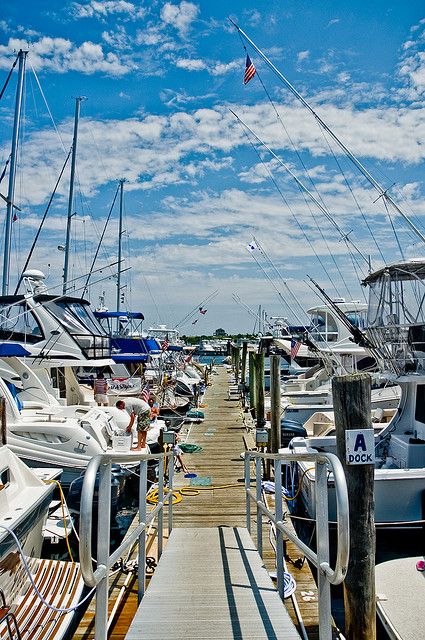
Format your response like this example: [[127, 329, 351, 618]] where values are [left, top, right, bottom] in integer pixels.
[[244, 449, 349, 640], [79, 449, 174, 640]]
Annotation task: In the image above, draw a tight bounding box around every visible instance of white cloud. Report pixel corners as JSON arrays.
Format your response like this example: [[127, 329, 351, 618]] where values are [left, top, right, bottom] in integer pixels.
[[297, 50, 309, 63], [327, 18, 340, 27], [398, 22, 425, 98], [175, 58, 206, 71], [72, 1, 145, 20], [160, 1, 199, 38], [0, 36, 134, 75], [174, 57, 239, 75]]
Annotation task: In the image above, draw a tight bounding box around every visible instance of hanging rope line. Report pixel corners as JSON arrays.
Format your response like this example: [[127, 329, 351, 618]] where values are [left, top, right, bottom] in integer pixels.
[[0, 53, 19, 102], [81, 181, 121, 299], [14, 147, 73, 294]]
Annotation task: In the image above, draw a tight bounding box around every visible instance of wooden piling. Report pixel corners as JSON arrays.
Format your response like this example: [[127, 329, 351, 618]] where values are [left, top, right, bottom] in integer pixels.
[[332, 373, 375, 640], [234, 345, 240, 383], [270, 355, 281, 453], [249, 351, 256, 414], [241, 340, 248, 385], [254, 353, 265, 429]]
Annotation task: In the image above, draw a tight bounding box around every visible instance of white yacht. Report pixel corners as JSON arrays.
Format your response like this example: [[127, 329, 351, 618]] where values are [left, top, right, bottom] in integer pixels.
[[292, 260, 425, 525]]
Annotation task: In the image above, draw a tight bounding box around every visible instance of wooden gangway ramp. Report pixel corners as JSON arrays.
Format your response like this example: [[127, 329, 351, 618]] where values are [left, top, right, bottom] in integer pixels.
[[125, 527, 300, 640]]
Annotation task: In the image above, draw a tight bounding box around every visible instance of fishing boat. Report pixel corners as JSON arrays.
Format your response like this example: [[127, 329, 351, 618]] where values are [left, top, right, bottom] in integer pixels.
[[292, 260, 425, 525]]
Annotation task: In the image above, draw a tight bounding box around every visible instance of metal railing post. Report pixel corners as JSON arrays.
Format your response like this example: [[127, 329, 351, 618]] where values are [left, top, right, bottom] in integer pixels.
[[245, 453, 251, 532], [316, 459, 332, 640], [138, 459, 147, 602], [95, 461, 112, 640], [243, 449, 349, 640], [256, 456, 263, 557], [274, 459, 284, 601], [158, 455, 164, 560], [168, 451, 174, 535]]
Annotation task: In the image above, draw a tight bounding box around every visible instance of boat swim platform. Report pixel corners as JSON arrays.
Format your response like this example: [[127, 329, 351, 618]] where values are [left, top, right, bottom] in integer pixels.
[[125, 527, 301, 640]]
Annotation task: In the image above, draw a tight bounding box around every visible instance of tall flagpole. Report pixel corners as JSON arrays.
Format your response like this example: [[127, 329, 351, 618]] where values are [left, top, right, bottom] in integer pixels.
[[2, 49, 28, 295], [229, 18, 425, 246], [63, 96, 86, 295]]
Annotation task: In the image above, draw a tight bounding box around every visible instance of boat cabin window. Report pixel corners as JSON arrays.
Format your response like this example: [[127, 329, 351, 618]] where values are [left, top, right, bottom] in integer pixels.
[[47, 301, 106, 336], [0, 467, 9, 491], [0, 302, 43, 343], [310, 312, 338, 343], [345, 311, 366, 329], [415, 384, 425, 425]]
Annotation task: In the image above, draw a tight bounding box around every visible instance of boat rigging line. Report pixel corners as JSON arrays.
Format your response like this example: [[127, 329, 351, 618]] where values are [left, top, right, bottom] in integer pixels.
[[0, 52, 19, 102], [230, 109, 371, 272], [231, 293, 274, 331], [14, 146, 73, 294], [173, 290, 219, 329], [81, 181, 121, 299], [229, 18, 425, 247], [250, 236, 311, 329]]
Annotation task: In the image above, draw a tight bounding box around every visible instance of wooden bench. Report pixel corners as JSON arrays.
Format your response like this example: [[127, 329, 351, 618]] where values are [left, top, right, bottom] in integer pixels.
[[0, 559, 85, 640]]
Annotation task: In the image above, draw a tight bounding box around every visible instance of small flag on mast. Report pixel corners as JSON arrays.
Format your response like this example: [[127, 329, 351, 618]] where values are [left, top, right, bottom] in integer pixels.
[[161, 339, 169, 351], [290, 339, 301, 360], [243, 54, 256, 85]]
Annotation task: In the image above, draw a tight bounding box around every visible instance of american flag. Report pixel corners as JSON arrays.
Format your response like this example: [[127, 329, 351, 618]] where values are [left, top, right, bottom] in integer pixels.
[[243, 54, 256, 85], [161, 339, 169, 351], [141, 383, 150, 402], [290, 339, 301, 360]]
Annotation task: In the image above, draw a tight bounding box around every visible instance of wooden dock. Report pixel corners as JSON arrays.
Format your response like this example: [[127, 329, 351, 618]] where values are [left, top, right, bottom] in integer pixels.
[[74, 365, 337, 639]]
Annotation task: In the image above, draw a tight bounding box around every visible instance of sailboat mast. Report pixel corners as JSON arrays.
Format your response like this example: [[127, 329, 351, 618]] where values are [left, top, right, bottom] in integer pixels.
[[230, 19, 425, 246], [116, 178, 125, 333], [2, 49, 27, 296], [63, 96, 85, 295]]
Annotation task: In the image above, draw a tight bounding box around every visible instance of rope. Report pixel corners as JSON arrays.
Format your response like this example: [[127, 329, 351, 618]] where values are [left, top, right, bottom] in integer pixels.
[[44, 479, 74, 562], [0, 53, 19, 102]]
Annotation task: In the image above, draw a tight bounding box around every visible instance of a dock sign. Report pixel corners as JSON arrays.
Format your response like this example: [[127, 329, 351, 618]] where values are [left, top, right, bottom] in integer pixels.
[[345, 429, 375, 465]]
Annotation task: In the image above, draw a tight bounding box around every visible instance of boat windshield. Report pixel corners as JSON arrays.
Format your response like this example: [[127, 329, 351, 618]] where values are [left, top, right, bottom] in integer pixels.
[[46, 301, 107, 336], [0, 301, 43, 343]]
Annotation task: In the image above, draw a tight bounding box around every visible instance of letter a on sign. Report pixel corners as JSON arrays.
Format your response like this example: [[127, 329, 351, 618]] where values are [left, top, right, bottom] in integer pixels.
[[345, 429, 375, 465], [354, 433, 367, 452]]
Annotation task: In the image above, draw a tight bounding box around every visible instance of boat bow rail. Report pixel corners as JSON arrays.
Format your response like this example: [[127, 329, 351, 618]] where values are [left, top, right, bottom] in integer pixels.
[[244, 449, 349, 640]]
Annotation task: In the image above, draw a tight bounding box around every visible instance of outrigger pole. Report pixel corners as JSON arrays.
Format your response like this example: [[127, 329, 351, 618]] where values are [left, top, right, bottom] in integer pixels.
[[229, 18, 425, 246], [230, 109, 370, 268]]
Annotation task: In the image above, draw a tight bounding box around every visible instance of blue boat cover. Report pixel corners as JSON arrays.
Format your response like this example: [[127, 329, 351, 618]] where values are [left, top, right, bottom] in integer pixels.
[[0, 343, 32, 357], [94, 311, 145, 320], [112, 354, 149, 362]]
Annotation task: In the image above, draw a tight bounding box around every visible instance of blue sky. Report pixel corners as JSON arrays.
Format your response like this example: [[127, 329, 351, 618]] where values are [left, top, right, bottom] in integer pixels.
[[0, 1, 424, 335]]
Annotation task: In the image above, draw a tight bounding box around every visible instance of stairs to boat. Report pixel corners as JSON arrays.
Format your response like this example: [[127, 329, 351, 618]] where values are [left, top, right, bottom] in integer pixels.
[[125, 527, 300, 639]]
